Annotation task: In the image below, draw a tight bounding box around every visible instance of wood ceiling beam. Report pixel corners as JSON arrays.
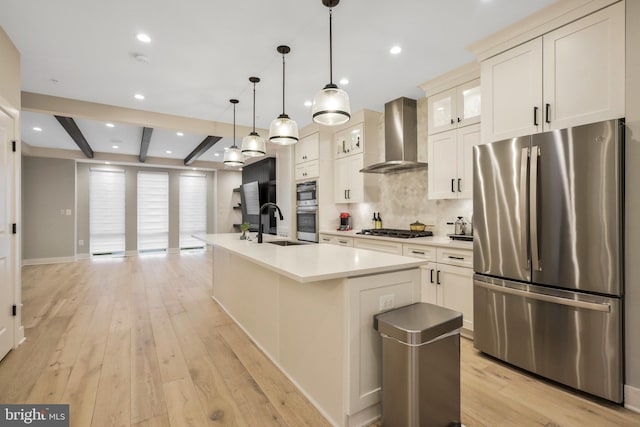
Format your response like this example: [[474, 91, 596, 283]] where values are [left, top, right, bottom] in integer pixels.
[[184, 135, 222, 166], [54, 115, 94, 158], [139, 127, 153, 162]]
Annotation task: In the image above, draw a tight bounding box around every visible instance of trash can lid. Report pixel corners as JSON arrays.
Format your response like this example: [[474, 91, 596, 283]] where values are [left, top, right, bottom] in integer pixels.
[[374, 302, 463, 345]]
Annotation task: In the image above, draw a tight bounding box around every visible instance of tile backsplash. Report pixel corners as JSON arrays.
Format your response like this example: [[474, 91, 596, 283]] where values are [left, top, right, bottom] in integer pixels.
[[349, 168, 473, 237]]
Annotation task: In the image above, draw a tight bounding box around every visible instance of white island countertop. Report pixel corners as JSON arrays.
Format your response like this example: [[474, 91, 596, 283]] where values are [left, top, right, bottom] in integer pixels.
[[195, 233, 426, 283]]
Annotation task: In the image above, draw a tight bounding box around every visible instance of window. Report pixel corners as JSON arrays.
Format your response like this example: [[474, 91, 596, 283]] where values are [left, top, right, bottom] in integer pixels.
[[179, 174, 207, 249], [90, 169, 125, 255], [137, 171, 169, 252]]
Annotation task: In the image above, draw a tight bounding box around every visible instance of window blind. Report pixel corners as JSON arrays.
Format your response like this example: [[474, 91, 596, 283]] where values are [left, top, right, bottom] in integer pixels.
[[179, 174, 207, 249], [137, 171, 169, 252], [90, 169, 125, 255]]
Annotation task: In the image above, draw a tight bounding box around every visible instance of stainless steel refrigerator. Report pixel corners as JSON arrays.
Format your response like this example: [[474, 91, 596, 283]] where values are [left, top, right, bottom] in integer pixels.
[[473, 119, 624, 403]]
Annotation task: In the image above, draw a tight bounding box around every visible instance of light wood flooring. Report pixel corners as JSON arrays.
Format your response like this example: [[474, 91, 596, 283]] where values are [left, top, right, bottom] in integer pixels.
[[0, 251, 639, 426]]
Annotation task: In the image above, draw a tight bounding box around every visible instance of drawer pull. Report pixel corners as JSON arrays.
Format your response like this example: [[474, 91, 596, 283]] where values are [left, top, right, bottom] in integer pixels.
[[322, 238, 331, 242], [338, 240, 348, 244], [411, 250, 425, 255], [448, 255, 465, 260]]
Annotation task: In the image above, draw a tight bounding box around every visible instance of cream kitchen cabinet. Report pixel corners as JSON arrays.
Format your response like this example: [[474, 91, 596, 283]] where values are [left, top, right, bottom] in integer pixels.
[[428, 123, 480, 199], [294, 133, 320, 181], [319, 234, 354, 247], [428, 78, 481, 135], [481, 2, 624, 143], [354, 238, 403, 255], [334, 123, 364, 158], [420, 247, 474, 333], [334, 154, 364, 203]]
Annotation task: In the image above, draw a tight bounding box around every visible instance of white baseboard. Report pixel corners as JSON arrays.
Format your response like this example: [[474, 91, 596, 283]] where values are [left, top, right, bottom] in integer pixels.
[[625, 384, 640, 413], [15, 325, 25, 347], [167, 247, 179, 254], [125, 250, 138, 257], [22, 256, 76, 266], [76, 253, 90, 260]]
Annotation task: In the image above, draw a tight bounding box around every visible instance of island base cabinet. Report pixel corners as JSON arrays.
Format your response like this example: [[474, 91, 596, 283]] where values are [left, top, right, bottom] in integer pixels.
[[211, 246, 421, 427]]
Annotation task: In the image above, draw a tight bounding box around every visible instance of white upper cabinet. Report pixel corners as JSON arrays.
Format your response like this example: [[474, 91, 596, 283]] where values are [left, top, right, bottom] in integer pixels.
[[481, 2, 624, 143], [335, 123, 364, 158], [428, 78, 481, 135], [295, 132, 319, 165], [334, 154, 364, 203], [481, 38, 543, 142], [428, 123, 480, 199], [542, 1, 625, 131]]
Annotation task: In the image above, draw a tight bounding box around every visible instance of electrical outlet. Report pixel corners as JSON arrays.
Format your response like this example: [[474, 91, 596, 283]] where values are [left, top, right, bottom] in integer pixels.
[[78, 240, 84, 247], [379, 294, 395, 311], [66, 209, 72, 216]]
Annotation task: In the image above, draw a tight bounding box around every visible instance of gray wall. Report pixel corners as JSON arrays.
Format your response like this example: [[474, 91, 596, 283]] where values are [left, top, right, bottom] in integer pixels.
[[22, 157, 76, 260], [626, 0, 640, 392], [76, 163, 238, 256]]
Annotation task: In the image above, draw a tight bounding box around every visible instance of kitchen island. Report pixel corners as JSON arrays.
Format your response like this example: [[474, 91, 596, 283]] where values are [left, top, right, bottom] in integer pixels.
[[196, 233, 426, 427]]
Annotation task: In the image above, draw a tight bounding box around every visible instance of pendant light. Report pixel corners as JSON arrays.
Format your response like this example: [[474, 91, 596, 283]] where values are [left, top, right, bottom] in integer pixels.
[[312, 0, 351, 126], [269, 45, 299, 145], [241, 76, 267, 157], [223, 99, 244, 167]]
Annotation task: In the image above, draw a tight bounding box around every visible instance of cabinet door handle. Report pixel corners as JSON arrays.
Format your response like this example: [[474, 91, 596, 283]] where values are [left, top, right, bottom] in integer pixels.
[[450, 118, 454, 125], [451, 179, 455, 193], [436, 270, 441, 285], [430, 269, 434, 284], [457, 178, 462, 192], [448, 255, 465, 260], [545, 103, 551, 124], [347, 189, 350, 199], [411, 250, 425, 255], [344, 190, 347, 200], [457, 117, 461, 123], [533, 106, 538, 126]]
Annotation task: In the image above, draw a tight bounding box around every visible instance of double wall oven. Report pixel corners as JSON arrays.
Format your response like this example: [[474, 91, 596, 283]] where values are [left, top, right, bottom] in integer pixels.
[[296, 181, 318, 242]]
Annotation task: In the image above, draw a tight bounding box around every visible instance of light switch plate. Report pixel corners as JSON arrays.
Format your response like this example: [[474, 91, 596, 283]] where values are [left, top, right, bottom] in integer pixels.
[[379, 294, 395, 311]]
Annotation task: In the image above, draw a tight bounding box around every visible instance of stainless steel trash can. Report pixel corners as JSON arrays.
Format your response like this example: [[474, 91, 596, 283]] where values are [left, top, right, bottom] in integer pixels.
[[374, 302, 463, 427]]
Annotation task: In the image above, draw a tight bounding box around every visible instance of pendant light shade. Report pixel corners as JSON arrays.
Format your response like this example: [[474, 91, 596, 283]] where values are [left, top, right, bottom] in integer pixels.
[[269, 45, 299, 145], [312, 0, 351, 126], [224, 99, 245, 167], [242, 77, 266, 157]]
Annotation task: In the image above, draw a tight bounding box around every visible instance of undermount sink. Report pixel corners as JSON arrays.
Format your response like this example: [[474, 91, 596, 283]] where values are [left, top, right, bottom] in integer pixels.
[[268, 240, 308, 247]]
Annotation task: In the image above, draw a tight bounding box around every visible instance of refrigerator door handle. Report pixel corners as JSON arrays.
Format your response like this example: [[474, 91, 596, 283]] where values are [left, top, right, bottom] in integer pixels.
[[475, 281, 611, 313], [530, 146, 541, 271], [520, 147, 530, 269]]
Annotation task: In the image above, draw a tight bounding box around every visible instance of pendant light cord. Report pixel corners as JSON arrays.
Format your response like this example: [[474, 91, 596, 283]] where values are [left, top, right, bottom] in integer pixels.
[[252, 82, 256, 133], [232, 102, 236, 147], [329, 7, 333, 85], [282, 54, 286, 115]]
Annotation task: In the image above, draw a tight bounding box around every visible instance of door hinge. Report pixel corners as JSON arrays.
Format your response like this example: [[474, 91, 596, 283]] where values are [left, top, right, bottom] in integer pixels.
[[12, 305, 17, 316], [12, 223, 17, 234], [12, 140, 16, 152]]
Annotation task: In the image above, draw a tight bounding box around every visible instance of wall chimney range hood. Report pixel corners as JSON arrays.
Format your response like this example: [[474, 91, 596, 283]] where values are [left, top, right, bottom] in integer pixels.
[[360, 97, 426, 174]]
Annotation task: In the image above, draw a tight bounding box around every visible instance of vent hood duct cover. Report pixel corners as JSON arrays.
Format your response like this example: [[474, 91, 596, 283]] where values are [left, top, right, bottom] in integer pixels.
[[360, 97, 427, 174]]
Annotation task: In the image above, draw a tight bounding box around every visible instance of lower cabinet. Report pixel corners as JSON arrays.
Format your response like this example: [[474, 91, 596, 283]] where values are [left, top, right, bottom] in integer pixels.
[[319, 234, 354, 247], [422, 261, 473, 332], [354, 238, 403, 255]]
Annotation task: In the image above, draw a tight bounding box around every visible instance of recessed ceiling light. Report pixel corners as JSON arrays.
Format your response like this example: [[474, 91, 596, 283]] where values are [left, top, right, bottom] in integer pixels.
[[105, 162, 111, 165], [106, 123, 115, 128], [166, 150, 172, 154], [214, 152, 220, 157], [33, 127, 42, 132], [390, 45, 402, 55], [136, 33, 151, 43], [304, 101, 312, 107], [176, 131, 184, 136], [134, 93, 145, 100], [339, 78, 349, 85], [112, 145, 119, 149], [192, 168, 197, 171]]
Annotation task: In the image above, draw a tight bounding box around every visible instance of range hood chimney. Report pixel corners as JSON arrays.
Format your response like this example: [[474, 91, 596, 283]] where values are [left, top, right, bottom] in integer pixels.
[[360, 97, 427, 174]]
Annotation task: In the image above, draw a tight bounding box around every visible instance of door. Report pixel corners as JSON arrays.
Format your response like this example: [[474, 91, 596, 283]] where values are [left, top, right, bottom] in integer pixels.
[[438, 263, 473, 331], [456, 123, 480, 199], [542, 2, 625, 131], [427, 88, 456, 135], [0, 108, 14, 361], [473, 136, 531, 282], [481, 37, 543, 143], [456, 79, 481, 128], [346, 154, 364, 202], [334, 156, 348, 203], [531, 120, 622, 295], [428, 130, 457, 199]]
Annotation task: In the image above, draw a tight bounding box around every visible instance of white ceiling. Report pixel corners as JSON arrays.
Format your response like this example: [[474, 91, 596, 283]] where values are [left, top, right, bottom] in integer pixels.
[[1, 0, 556, 165]]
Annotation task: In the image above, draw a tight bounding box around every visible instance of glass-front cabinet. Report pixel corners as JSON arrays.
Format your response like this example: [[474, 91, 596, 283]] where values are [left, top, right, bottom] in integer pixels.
[[428, 78, 481, 135]]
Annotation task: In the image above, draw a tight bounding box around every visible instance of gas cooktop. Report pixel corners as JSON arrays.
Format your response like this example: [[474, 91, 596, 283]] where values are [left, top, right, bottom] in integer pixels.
[[356, 228, 433, 238]]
